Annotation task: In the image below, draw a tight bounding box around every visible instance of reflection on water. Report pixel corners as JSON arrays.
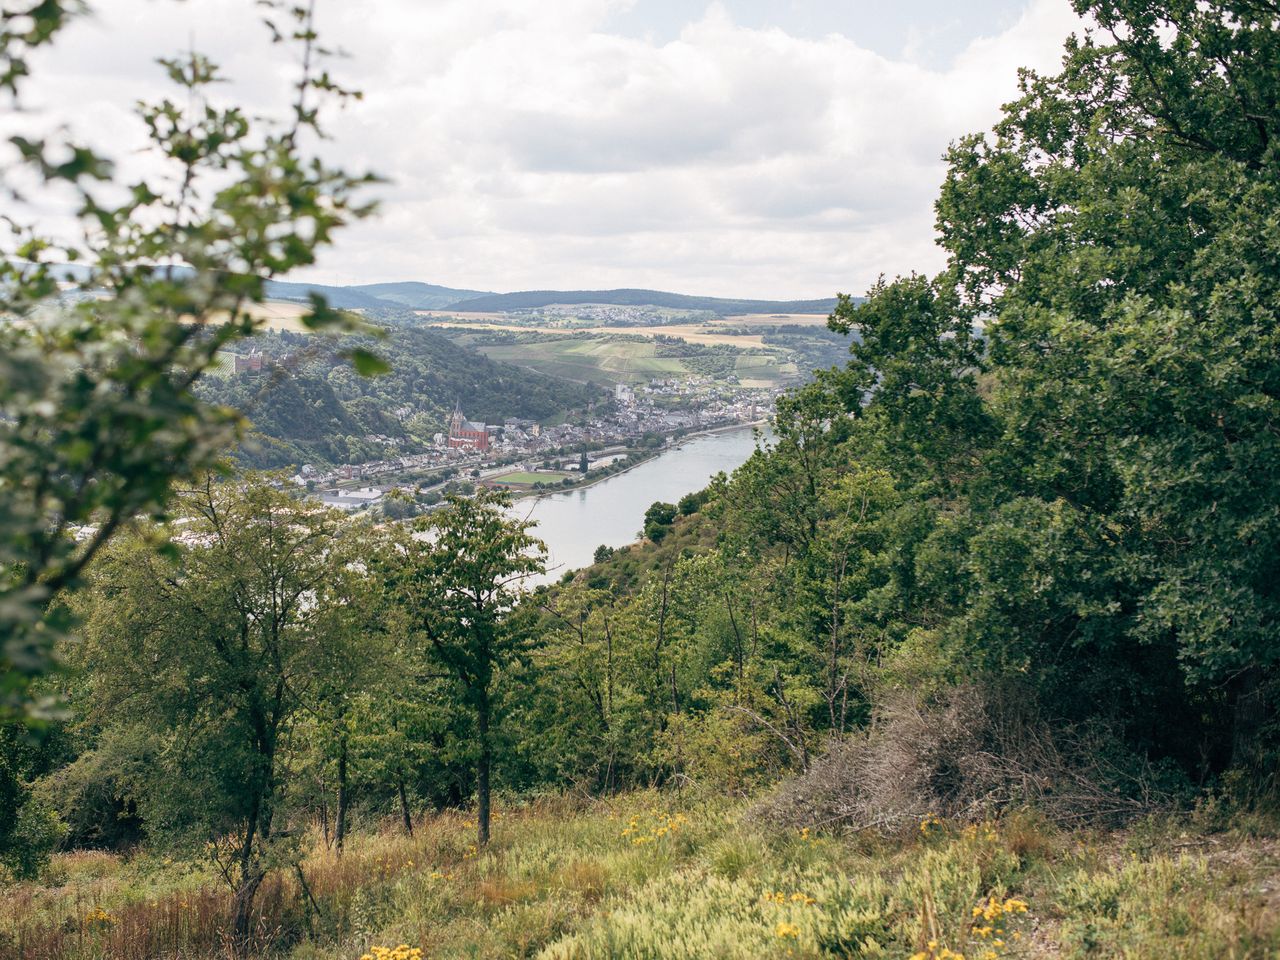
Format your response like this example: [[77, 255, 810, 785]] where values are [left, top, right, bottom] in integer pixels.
[[511, 426, 766, 585]]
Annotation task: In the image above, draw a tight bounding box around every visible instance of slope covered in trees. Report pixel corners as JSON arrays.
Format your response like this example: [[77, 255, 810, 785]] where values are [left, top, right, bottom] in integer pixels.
[[197, 327, 602, 469], [349, 281, 492, 310]]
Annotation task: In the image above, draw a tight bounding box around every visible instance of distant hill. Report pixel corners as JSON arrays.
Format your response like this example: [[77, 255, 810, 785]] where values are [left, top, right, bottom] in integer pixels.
[[19, 262, 838, 318], [442, 288, 839, 316], [264, 281, 492, 311], [349, 281, 492, 310], [263, 280, 389, 309]]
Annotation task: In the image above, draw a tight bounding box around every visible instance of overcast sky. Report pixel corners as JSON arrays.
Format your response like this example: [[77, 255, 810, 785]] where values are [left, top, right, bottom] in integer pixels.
[[19, 0, 1086, 300]]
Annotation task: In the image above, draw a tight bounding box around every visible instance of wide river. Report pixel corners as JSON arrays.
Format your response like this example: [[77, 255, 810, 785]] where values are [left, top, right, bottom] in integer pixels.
[[511, 425, 765, 584]]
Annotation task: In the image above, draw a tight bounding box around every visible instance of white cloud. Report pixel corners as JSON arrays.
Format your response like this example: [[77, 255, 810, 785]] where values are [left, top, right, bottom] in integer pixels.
[[11, 0, 1084, 299]]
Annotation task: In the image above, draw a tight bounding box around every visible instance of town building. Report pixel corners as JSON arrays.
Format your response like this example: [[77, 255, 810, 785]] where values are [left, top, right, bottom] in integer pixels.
[[447, 400, 491, 451], [233, 350, 265, 374]]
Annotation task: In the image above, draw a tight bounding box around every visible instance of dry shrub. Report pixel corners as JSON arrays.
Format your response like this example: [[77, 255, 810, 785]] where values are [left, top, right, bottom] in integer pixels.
[[476, 876, 539, 907], [756, 685, 1173, 833], [556, 861, 606, 903], [0, 877, 298, 960]]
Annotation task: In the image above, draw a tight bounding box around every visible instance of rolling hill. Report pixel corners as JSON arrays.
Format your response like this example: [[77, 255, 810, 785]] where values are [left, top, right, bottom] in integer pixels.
[[22, 262, 840, 319], [349, 281, 492, 309], [439, 288, 839, 315]]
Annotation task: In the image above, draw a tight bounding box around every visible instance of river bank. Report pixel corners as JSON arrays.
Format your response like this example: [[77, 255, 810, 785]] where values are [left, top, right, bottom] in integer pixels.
[[504, 419, 769, 502], [510, 425, 768, 584]]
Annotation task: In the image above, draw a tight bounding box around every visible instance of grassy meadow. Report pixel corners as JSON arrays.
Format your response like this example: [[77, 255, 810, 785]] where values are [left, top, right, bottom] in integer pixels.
[[3, 792, 1277, 960], [489, 471, 577, 486]]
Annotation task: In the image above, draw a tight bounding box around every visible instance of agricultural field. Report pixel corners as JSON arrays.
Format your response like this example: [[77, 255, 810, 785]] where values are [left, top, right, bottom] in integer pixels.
[[488, 470, 576, 486], [734, 354, 798, 388], [720, 313, 832, 326], [418, 313, 832, 348], [469, 337, 696, 386], [418, 313, 848, 388], [190, 300, 317, 335], [250, 302, 314, 332]]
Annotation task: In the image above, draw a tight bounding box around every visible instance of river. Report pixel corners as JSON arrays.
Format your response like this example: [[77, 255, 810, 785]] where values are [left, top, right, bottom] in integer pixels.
[[511, 425, 765, 585]]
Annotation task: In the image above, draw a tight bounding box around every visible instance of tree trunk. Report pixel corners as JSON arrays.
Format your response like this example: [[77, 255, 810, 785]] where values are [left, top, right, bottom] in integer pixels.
[[231, 868, 265, 957], [1230, 665, 1267, 771], [397, 774, 413, 837], [335, 736, 349, 854], [319, 787, 330, 849], [477, 692, 492, 846]]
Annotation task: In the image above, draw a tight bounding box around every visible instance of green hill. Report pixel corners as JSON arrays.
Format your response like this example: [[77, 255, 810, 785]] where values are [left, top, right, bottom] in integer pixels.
[[442, 288, 840, 315], [198, 326, 602, 469], [350, 281, 492, 310]]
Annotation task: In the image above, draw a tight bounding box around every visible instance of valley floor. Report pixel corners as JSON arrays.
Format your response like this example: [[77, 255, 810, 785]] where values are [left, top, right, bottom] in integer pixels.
[[3, 792, 1278, 960]]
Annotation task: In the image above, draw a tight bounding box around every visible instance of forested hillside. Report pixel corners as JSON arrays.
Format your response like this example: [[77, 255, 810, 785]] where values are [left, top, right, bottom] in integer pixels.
[[2, 2, 1279, 960], [197, 327, 601, 468]]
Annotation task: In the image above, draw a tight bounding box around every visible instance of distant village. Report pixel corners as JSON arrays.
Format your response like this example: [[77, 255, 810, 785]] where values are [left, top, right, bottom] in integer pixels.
[[296, 378, 776, 512]]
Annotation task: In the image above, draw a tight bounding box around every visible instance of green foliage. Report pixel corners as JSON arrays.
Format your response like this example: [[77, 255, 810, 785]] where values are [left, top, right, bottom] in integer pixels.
[[676, 489, 711, 517], [0, 1, 376, 721], [6, 5, 1280, 956], [642, 502, 678, 542], [925, 0, 1280, 769], [0, 725, 67, 879], [510, 0, 1280, 800], [75, 477, 387, 947], [386, 489, 546, 845], [2, 792, 65, 880]]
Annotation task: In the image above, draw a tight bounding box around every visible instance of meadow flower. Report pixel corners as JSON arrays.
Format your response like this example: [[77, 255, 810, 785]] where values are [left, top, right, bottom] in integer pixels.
[[83, 907, 117, 933]]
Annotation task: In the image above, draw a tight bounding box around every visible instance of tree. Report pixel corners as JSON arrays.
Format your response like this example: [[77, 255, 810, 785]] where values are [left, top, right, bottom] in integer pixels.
[[643, 501, 678, 542], [0, 2, 377, 721], [769, 0, 1280, 776], [389, 489, 544, 845], [930, 0, 1280, 769], [78, 478, 350, 953], [579, 452, 590, 473], [303, 522, 400, 854]]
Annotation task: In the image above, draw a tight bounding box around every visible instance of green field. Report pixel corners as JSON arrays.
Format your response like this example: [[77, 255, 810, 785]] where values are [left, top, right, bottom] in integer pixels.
[[734, 354, 797, 382], [473, 337, 802, 387], [490, 470, 576, 485], [476, 338, 688, 385]]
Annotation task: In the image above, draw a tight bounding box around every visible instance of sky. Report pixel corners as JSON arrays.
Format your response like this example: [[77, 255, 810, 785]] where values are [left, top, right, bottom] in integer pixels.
[[16, 0, 1086, 300]]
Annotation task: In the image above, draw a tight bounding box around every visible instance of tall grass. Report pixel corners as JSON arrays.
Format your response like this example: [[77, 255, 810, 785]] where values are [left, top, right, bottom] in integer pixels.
[[1, 795, 1277, 960]]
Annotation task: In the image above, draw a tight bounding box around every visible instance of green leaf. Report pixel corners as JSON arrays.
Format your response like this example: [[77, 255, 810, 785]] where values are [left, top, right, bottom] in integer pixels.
[[347, 347, 390, 377]]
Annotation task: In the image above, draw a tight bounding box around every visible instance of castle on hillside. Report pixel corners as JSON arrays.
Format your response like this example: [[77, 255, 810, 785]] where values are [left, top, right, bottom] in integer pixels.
[[447, 401, 490, 451]]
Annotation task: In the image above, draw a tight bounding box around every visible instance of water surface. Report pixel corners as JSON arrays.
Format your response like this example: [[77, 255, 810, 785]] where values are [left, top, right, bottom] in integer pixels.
[[512, 426, 764, 584]]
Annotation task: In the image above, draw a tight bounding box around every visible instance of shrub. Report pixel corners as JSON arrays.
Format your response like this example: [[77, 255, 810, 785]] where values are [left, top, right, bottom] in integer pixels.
[[756, 685, 1174, 833], [1, 794, 65, 880]]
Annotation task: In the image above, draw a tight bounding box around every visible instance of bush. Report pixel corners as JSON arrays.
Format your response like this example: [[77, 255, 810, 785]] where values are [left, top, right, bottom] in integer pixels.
[[677, 489, 710, 517], [756, 685, 1176, 833], [2, 795, 65, 880], [643, 501, 678, 542]]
